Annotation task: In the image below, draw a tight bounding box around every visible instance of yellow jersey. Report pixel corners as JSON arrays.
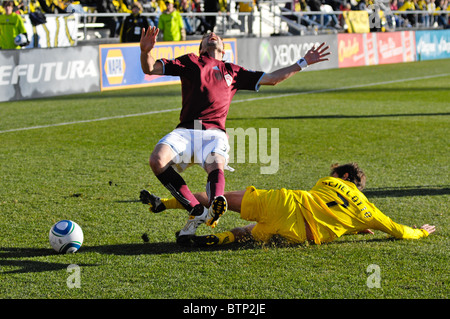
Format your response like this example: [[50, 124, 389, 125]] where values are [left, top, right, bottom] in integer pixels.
[[241, 177, 429, 244], [297, 177, 429, 244], [237, 1, 254, 12], [398, 0, 416, 11]]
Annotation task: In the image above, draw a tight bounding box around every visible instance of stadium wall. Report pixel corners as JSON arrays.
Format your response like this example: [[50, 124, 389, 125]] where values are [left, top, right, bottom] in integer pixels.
[[1, 30, 449, 102], [0, 45, 99, 102]]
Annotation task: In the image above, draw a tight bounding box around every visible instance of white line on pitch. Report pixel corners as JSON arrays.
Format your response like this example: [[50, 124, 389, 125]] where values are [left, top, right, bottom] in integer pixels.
[[1, 72, 449, 134], [0, 108, 180, 134], [231, 72, 450, 103]]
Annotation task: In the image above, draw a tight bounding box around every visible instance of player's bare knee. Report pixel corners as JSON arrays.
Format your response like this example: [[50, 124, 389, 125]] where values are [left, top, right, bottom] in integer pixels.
[[204, 153, 226, 173], [149, 154, 165, 174]]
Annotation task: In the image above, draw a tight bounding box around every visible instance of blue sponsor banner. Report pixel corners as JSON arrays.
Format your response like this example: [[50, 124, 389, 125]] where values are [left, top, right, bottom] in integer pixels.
[[415, 30, 450, 61], [99, 39, 237, 91]]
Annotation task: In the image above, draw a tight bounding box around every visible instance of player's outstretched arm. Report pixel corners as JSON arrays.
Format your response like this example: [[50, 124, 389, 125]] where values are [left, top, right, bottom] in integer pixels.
[[259, 42, 330, 86], [140, 27, 163, 75]]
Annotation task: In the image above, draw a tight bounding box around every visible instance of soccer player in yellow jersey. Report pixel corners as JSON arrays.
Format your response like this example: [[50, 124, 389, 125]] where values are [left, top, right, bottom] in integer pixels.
[[143, 162, 436, 246]]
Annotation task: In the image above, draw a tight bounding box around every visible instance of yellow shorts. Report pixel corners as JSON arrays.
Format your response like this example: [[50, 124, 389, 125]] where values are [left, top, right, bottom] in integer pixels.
[[240, 186, 308, 243]]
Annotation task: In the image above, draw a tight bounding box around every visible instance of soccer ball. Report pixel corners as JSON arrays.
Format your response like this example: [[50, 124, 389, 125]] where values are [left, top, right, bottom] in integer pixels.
[[14, 34, 28, 46], [49, 220, 84, 253]]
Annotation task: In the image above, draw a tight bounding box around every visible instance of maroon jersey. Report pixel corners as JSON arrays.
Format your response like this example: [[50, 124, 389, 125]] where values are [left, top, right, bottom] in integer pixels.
[[159, 53, 264, 131]]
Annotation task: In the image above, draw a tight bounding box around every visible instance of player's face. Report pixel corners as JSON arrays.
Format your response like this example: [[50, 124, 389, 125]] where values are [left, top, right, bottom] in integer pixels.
[[200, 32, 224, 54]]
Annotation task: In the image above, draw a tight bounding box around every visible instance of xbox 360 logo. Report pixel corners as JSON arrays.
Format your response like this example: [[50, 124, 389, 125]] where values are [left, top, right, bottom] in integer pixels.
[[259, 40, 273, 73]]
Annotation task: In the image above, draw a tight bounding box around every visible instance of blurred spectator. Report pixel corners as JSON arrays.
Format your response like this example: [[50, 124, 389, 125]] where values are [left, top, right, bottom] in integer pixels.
[[436, 0, 449, 28], [415, 0, 427, 26], [219, 0, 240, 30], [179, 0, 195, 34], [324, 0, 343, 11], [389, 0, 404, 26], [424, 0, 436, 26], [114, 0, 132, 37], [0, 0, 29, 49], [203, 0, 219, 32], [219, 0, 229, 13], [38, 0, 65, 13], [390, 0, 399, 10], [115, 0, 132, 13], [119, 1, 149, 42], [284, 0, 303, 20], [143, 0, 160, 27], [305, 0, 323, 26], [193, 0, 212, 33], [320, 2, 341, 28], [158, 0, 185, 40], [139, 0, 161, 27], [65, 0, 85, 14], [23, 0, 44, 13], [398, 0, 417, 26], [339, 1, 351, 27], [96, 0, 118, 37], [284, 0, 316, 29], [236, 0, 257, 35]]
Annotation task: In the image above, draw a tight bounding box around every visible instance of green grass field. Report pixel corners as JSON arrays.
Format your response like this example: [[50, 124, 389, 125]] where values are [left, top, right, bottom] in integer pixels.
[[0, 59, 448, 302]]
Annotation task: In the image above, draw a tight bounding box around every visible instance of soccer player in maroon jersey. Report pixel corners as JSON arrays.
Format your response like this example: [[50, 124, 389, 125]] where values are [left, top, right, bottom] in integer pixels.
[[139, 26, 330, 242]]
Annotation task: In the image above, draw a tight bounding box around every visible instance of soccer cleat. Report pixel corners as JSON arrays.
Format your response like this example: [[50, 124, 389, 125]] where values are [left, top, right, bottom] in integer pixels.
[[205, 195, 227, 228], [178, 206, 208, 237], [192, 234, 220, 247], [176, 233, 195, 246], [139, 189, 166, 213]]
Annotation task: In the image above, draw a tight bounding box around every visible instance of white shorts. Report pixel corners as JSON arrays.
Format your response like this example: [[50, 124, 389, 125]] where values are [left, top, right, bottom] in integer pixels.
[[157, 128, 232, 173]]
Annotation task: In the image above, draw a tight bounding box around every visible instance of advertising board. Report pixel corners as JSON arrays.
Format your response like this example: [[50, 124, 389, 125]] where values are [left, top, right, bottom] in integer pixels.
[[0, 46, 100, 102], [338, 31, 415, 68], [416, 30, 450, 61], [376, 31, 415, 64], [236, 35, 339, 73], [99, 39, 238, 91]]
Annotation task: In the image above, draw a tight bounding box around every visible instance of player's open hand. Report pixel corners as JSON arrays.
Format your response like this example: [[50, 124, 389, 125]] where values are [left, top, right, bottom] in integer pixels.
[[304, 42, 330, 66], [419, 224, 436, 234], [140, 26, 159, 54]]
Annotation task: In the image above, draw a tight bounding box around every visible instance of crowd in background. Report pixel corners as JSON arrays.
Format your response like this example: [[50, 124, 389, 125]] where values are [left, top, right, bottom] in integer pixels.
[[282, 0, 449, 31], [1, 0, 449, 49]]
